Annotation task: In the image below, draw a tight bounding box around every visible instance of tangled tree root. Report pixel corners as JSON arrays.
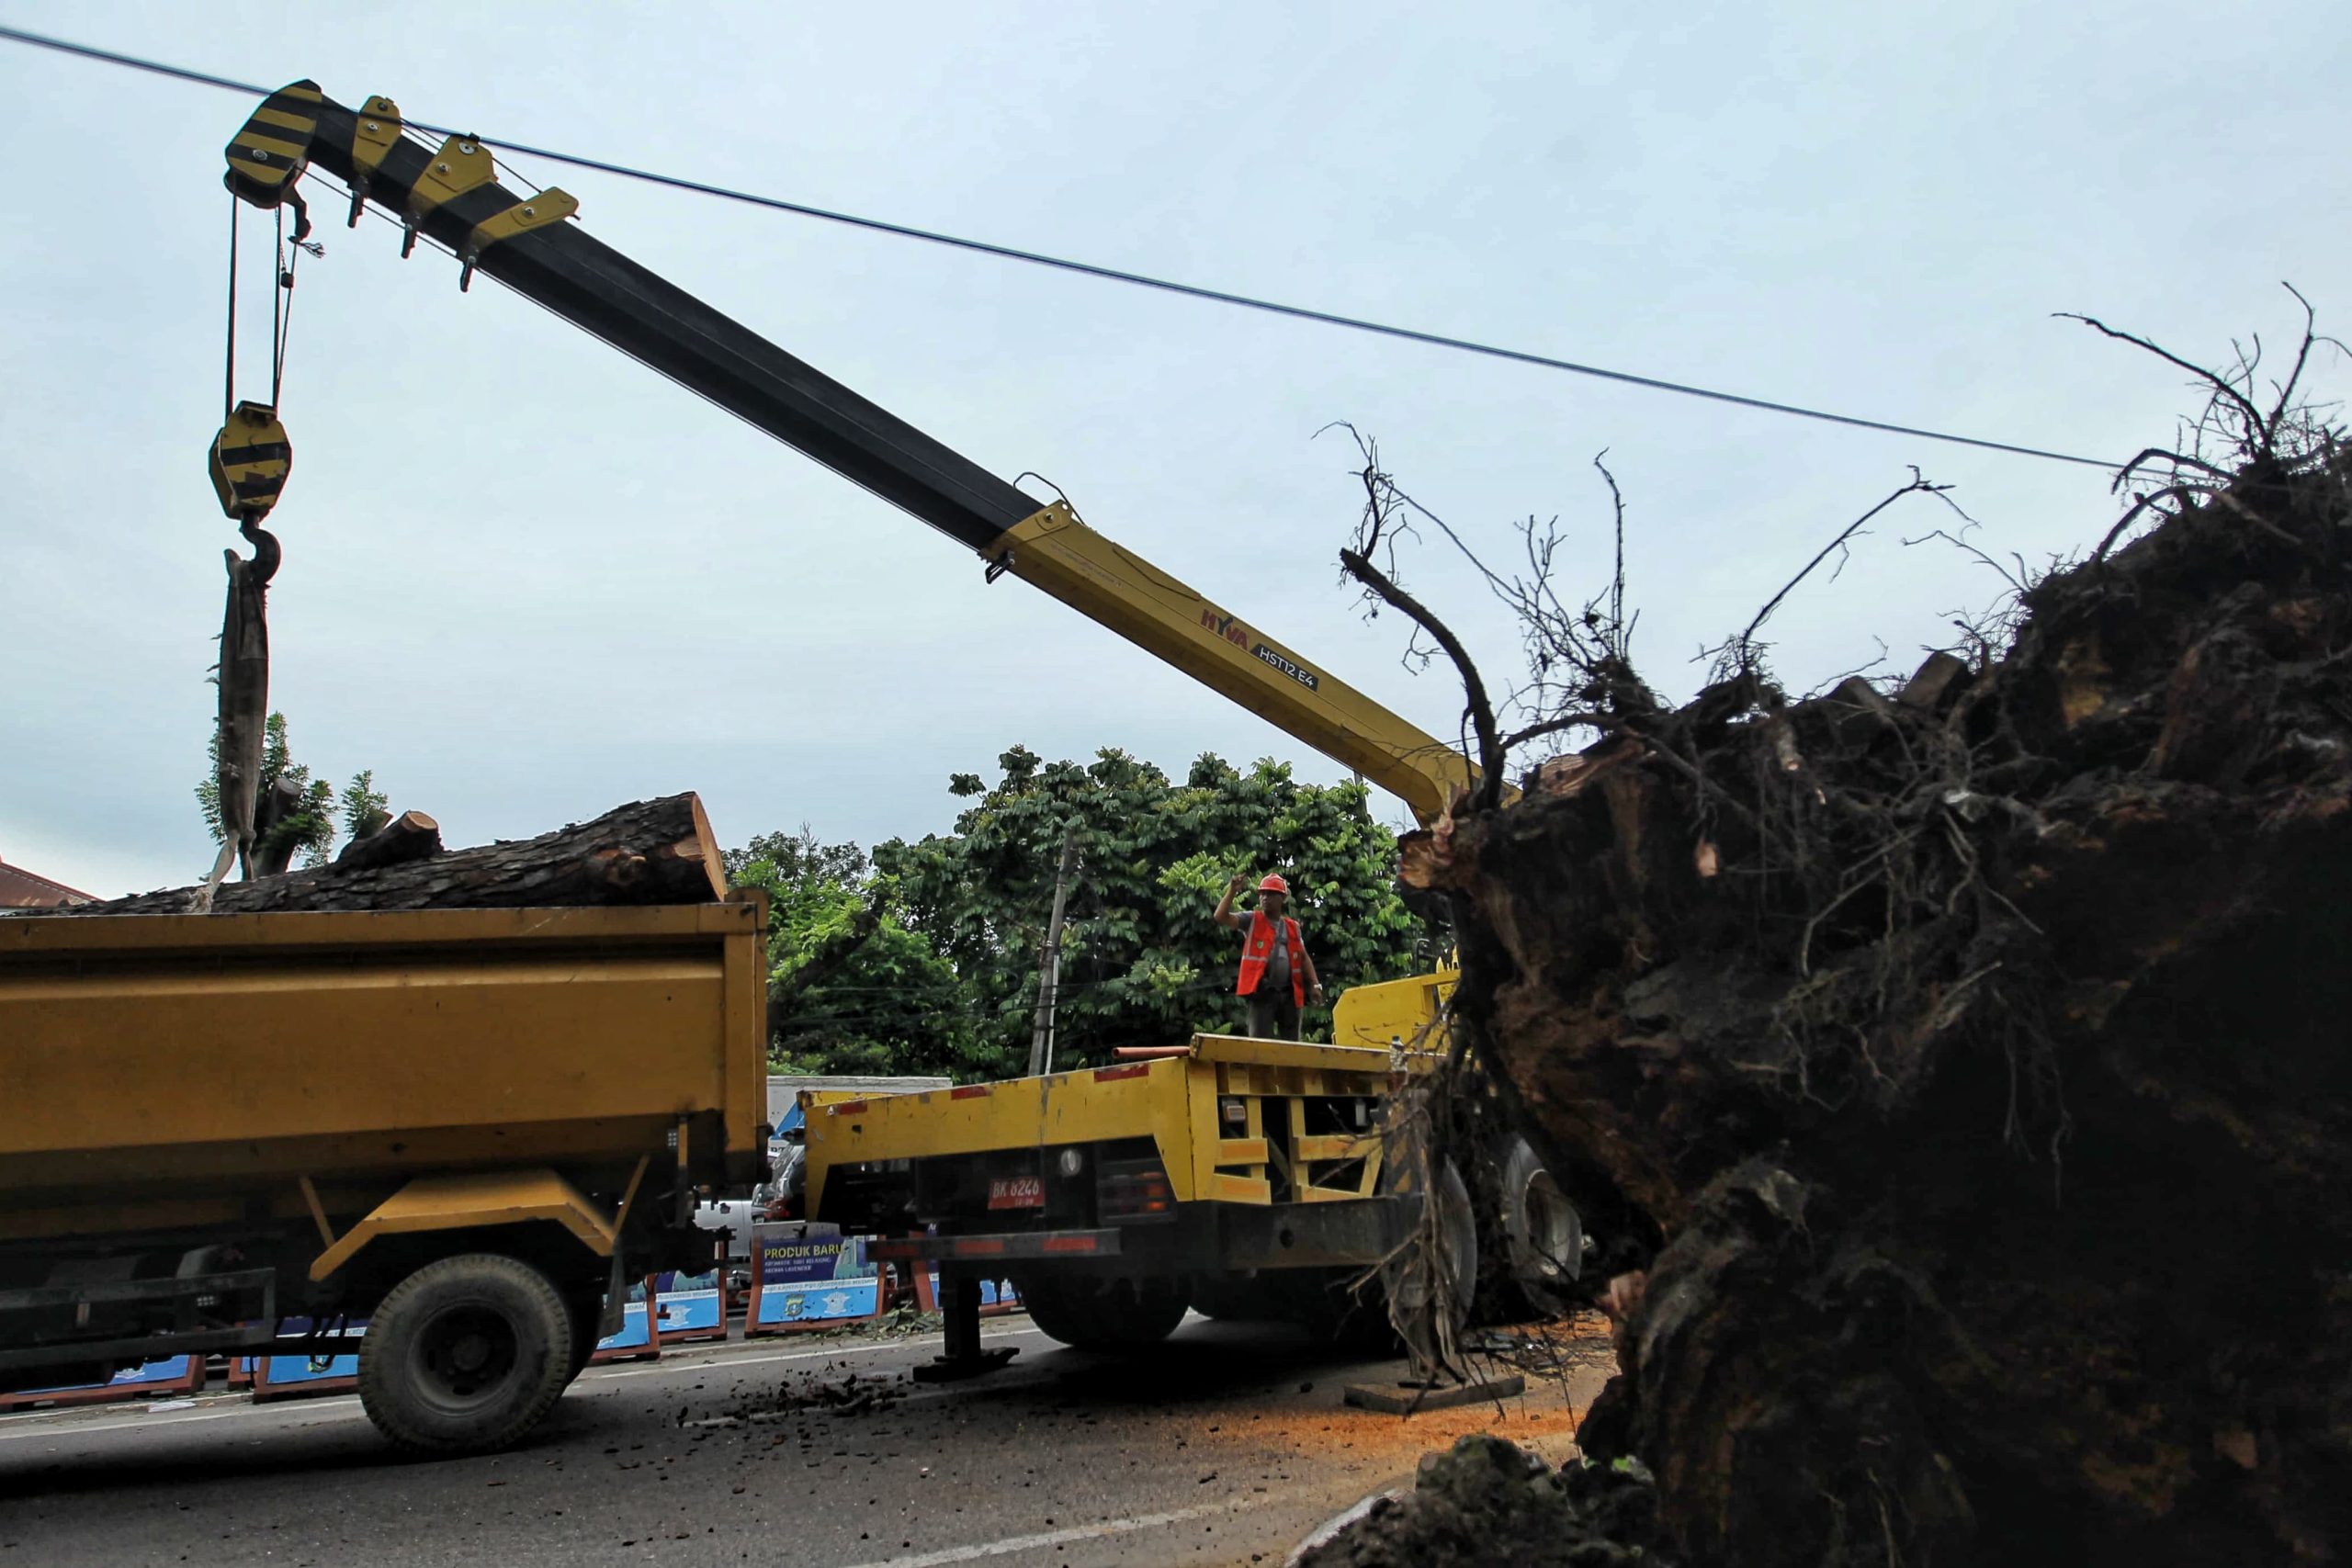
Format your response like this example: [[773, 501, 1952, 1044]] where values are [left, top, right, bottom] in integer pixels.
[[1408, 446, 2352, 1565]]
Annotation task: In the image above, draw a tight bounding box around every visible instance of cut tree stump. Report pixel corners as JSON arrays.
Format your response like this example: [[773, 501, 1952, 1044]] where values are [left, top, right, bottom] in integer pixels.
[[42, 794, 724, 916], [333, 809, 443, 873]]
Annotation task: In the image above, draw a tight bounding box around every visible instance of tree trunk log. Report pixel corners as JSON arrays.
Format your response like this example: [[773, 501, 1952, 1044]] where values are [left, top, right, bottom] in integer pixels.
[[248, 776, 306, 879], [333, 809, 443, 874], [46, 795, 723, 916]]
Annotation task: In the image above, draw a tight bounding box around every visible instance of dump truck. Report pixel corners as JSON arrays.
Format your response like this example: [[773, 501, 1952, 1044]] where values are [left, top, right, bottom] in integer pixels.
[[0, 900, 769, 1451]]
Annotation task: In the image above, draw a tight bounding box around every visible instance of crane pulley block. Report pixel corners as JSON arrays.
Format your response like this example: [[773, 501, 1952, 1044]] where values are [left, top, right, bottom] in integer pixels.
[[208, 402, 293, 525], [344, 95, 404, 228], [457, 188, 578, 290], [223, 80, 322, 210], [401, 134, 495, 257]]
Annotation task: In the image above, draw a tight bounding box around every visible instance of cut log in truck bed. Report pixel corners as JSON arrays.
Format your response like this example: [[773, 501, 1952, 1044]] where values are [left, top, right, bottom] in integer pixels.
[[25, 793, 724, 917]]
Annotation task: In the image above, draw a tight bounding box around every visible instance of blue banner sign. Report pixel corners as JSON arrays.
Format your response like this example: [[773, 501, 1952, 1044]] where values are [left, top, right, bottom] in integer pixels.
[[0, 1355, 201, 1407], [654, 1269, 727, 1341], [749, 1224, 882, 1331], [593, 1279, 657, 1360], [254, 1316, 365, 1393]]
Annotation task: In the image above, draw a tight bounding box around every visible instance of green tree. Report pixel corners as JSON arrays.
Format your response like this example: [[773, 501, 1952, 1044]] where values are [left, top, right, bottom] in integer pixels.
[[729, 828, 983, 1078], [876, 746, 1423, 1072], [195, 712, 379, 873], [338, 770, 390, 841]]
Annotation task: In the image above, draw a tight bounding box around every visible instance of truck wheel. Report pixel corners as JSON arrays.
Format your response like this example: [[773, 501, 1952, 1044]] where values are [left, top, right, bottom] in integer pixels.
[[1380, 1157, 1478, 1346], [358, 1254, 573, 1454], [1189, 1271, 1280, 1322], [1268, 1267, 1396, 1351], [562, 1288, 605, 1383], [1494, 1134, 1583, 1318], [1013, 1273, 1191, 1350]]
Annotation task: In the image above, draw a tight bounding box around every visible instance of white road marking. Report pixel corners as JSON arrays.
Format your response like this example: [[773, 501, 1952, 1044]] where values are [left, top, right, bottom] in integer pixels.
[[0, 1328, 1051, 1440], [0, 1396, 362, 1444], [828, 1493, 1286, 1568]]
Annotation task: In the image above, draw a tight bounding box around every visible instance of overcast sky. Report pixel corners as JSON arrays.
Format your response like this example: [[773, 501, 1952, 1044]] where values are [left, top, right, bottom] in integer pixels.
[[3, 1, 2345, 897]]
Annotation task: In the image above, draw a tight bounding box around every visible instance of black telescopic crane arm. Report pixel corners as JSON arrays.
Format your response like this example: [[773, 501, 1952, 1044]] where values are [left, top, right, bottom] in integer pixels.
[[292, 92, 1040, 554]]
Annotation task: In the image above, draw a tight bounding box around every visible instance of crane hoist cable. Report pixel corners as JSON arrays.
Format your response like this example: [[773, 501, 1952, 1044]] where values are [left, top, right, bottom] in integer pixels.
[[208, 175, 315, 533], [269, 198, 319, 409]]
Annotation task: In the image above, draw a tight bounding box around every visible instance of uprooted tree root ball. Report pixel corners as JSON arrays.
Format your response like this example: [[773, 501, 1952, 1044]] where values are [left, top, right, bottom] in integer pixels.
[[1387, 442, 2352, 1565]]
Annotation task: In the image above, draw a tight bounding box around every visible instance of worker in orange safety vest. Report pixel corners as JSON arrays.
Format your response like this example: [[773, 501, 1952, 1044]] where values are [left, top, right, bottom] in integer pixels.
[[1213, 873, 1324, 1041]]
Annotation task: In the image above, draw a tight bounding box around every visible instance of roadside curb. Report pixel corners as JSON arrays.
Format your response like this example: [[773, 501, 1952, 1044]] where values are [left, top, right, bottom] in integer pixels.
[[1283, 1483, 1407, 1566]]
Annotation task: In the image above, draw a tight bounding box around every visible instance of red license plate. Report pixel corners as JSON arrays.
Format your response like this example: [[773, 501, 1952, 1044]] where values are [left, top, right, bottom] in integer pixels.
[[987, 1176, 1045, 1211]]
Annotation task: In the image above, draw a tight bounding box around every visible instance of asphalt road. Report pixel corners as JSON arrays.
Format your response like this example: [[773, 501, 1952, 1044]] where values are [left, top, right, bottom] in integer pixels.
[[0, 1314, 1612, 1568]]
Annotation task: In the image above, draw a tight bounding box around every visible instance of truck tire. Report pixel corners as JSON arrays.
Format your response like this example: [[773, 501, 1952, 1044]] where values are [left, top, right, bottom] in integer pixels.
[[1379, 1157, 1478, 1346], [1012, 1273, 1191, 1350], [358, 1254, 573, 1454], [1493, 1134, 1583, 1319], [1267, 1267, 1396, 1351], [1189, 1271, 1282, 1322], [562, 1288, 605, 1384]]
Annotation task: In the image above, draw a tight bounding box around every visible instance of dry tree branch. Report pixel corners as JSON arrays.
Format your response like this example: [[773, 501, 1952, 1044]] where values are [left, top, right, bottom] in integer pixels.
[[2112, 446, 2237, 492], [1905, 527, 2030, 598], [2092, 483, 2199, 563], [1733, 471, 1951, 665], [1594, 451, 1631, 663], [1503, 711, 1615, 752], [1373, 452, 1649, 756], [1341, 544, 1506, 808], [2059, 310, 2271, 449], [1330, 426, 1510, 807], [2266, 283, 2338, 438]]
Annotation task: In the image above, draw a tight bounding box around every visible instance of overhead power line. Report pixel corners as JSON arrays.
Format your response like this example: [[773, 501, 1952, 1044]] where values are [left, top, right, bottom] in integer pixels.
[[0, 22, 2120, 470]]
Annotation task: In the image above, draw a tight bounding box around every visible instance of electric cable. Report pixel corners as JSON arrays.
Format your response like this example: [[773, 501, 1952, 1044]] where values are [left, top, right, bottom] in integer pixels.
[[1, 22, 2121, 469]]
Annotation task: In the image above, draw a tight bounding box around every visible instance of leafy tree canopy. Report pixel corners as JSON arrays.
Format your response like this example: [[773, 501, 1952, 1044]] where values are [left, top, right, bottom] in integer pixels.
[[873, 746, 1425, 1073], [196, 712, 384, 874], [728, 827, 989, 1080]]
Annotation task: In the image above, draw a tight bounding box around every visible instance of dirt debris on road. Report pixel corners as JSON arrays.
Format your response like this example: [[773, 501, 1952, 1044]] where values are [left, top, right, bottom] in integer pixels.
[[1291, 1436, 1668, 1568], [714, 1367, 907, 1423]]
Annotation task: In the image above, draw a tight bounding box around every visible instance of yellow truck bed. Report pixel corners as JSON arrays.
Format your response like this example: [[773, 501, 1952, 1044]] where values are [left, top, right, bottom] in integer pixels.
[[0, 902, 769, 1244]]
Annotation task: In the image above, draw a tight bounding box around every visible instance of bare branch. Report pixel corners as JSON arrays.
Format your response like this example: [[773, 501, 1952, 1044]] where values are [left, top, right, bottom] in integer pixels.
[[2058, 310, 2271, 454], [1594, 450, 1629, 661], [2267, 282, 2321, 441], [1502, 711, 1614, 752], [1736, 472, 1950, 660], [2111, 446, 2237, 492], [2092, 484, 2197, 563], [1340, 545, 1505, 809]]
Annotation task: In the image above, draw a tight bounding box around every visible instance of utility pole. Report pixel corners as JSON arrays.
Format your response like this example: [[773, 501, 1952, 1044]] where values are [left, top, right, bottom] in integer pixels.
[[1027, 825, 1081, 1077]]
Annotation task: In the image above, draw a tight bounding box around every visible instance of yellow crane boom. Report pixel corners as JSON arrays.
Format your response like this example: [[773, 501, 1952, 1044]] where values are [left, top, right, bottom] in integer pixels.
[[218, 82, 1484, 824], [986, 503, 1475, 824]]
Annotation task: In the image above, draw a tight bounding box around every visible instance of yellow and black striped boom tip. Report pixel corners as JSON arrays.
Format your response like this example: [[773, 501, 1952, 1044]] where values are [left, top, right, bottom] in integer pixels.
[[209, 402, 292, 524], [223, 80, 322, 208]]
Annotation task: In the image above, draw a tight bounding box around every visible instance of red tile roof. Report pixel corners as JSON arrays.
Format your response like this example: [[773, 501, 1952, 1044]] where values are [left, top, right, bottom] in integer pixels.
[[0, 856, 96, 908]]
